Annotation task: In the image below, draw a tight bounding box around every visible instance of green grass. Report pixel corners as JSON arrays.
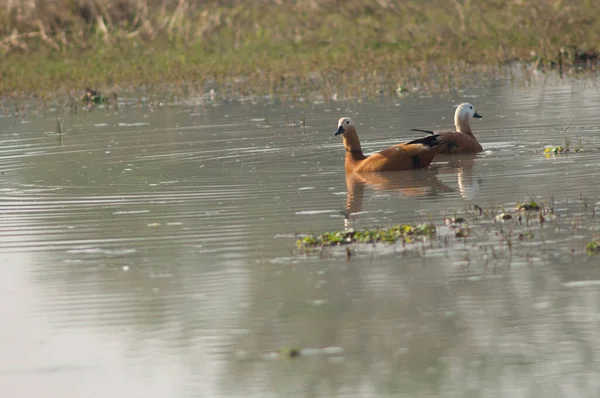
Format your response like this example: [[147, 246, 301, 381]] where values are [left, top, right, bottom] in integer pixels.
[[1, 0, 599, 98]]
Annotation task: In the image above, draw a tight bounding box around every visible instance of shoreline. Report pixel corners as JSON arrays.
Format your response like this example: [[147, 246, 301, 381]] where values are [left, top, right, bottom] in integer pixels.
[[2, 61, 597, 108]]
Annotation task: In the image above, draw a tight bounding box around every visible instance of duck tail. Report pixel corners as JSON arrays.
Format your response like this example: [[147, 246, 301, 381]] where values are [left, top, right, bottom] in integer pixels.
[[409, 128, 436, 135], [406, 134, 446, 148]]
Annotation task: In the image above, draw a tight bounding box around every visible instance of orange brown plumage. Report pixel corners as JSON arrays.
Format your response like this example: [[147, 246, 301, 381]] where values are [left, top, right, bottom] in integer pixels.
[[411, 103, 483, 154], [334, 117, 445, 173]]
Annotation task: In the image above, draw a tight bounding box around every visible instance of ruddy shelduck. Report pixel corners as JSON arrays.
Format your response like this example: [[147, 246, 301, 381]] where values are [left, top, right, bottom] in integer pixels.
[[334, 117, 445, 173], [411, 103, 483, 154]]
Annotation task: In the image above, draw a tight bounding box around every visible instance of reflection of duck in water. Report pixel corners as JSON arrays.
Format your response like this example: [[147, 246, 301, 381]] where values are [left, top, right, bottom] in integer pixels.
[[433, 156, 482, 201], [411, 103, 483, 154], [334, 117, 446, 172], [455, 157, 482, 200], [344, 168, 453, 224]]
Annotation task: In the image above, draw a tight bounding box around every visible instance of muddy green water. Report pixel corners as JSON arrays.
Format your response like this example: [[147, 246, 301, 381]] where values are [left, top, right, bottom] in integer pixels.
[[2, 77, 600, 397]]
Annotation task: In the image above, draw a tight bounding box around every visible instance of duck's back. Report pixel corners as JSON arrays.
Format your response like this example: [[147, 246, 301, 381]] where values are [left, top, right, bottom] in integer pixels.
[[437, 131, 482, 154], [410, 127, 483, 154], [351, 143, 440, 172]]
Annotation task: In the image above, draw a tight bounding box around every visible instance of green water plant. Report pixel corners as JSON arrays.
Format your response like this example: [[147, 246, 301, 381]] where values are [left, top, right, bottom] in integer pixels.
[[444, 216, 466, 226], [516, 201, 540, 212], [544, 145, 581, 155], [297, 223, 436, 249], [586, 240, 600, 255], [82, 88, 105, 105], [455, 228, 470, 238], [495, 213, 513, 222], [518, 231, 534, 240], [278, 347, 301, 359], [544, 130, 583, 155]]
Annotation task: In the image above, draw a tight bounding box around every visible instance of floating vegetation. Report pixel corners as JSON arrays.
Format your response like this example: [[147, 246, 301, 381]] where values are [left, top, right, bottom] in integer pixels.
[[518, 232, 535, 240], [288, 194, 600, 264], [445, 216, 466, 226], [586, 241, 600, 255], [279, 347, 301, 359], [445, 217, 469, 237], [455, 228, 470, 238], [544, 133, 583, 155], [544, 146, 581, 154], [82, 88, 105, 105], [297, 223, 436, 249], [396, 85, 409, 96], [272, 346, 344, 360], [495, 213, 513, 222], [516, 201, 541, 212]]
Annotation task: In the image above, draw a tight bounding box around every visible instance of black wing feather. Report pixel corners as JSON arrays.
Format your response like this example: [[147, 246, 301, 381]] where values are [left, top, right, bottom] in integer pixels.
[[409, 128, 436, 135], [406, 134, 445, 148]]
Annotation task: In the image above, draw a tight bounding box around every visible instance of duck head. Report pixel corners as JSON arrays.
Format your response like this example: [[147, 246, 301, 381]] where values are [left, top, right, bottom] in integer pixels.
[[334, 117, 363, 155], [334, 117, 356, 136], [454, 103, 482, 135], [455, 103, 482, 121]]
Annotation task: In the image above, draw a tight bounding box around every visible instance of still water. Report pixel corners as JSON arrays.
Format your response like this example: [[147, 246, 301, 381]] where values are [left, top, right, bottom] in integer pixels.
[[2, 75, 600, 397]]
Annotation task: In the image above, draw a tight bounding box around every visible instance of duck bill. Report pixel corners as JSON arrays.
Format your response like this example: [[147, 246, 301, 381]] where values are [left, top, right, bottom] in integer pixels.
[[473, 112, 482, 119], [334, 125, 345, 136]]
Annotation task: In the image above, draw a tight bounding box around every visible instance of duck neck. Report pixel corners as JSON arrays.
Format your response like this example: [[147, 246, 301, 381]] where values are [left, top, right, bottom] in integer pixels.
[[342, 129, 365, 157], [455, 115, 475, 138]]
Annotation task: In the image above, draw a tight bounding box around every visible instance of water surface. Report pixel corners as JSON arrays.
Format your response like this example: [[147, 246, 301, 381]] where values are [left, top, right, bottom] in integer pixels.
[[2, 76, 600, 397]]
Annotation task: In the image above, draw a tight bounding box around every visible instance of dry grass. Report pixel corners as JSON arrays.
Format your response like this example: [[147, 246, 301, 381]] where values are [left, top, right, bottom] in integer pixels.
[[0, 0, 599, 97]]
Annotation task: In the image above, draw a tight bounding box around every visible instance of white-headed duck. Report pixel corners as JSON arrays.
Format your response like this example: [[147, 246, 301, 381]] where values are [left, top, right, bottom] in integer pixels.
[[411, 103, 483, 154]]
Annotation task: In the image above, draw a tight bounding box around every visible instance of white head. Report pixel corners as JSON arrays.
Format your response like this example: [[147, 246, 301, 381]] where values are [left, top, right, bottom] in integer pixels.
[[455, 103, 482, 121], [334, 117, 355, 136]]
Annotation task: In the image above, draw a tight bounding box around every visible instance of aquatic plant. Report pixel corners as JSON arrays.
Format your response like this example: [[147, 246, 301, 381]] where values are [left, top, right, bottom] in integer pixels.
[[82, 88, 105, 105], [495, 213, 513, 222], [518, 231, 534, 240], [586, 241, 600, 255], [396, 85, 409, 96], [455, 228, 470, 238], [444, 217, 469, 237], [544, 132, 583, 155], [278, 347, 301, 359], [544, 146, 582, 155], [515, 201, 540, 212], [297, 223, 436, 249], [55, 117, 62, 135], [444, 216, 466, 226]]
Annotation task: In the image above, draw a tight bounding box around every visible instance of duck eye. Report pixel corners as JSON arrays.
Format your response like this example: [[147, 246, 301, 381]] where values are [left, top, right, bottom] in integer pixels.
[[346, 120, 350, 124], [469, 106, 473, 109]]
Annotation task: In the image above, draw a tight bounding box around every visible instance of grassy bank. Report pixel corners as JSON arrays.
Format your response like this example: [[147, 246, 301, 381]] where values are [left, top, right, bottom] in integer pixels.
[[1, 0, 599, 99]]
